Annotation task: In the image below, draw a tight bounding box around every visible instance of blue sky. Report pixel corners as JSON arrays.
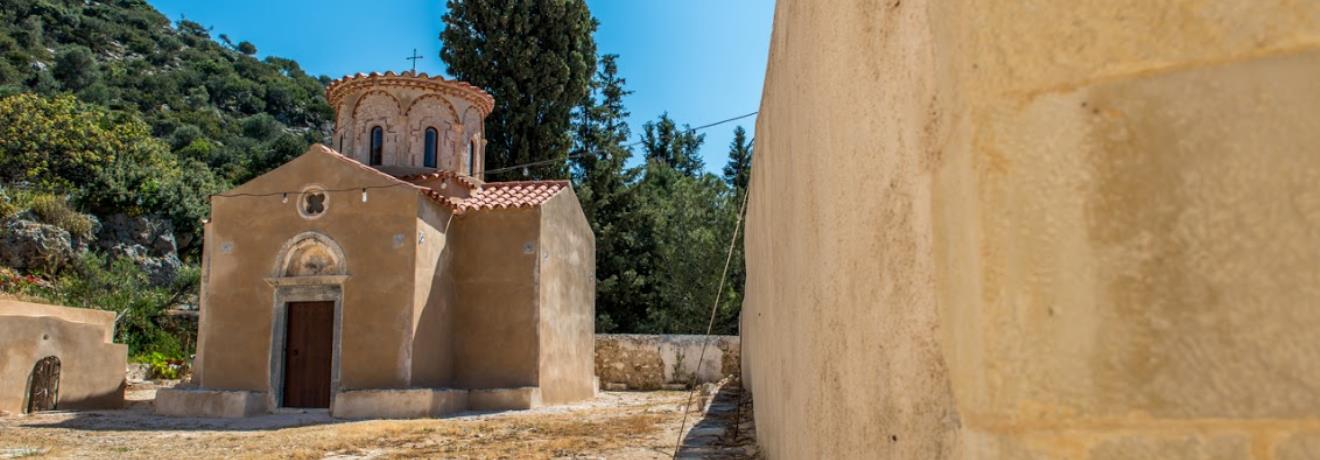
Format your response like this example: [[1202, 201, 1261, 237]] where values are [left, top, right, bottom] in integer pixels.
[[145, 0, 774, 173]]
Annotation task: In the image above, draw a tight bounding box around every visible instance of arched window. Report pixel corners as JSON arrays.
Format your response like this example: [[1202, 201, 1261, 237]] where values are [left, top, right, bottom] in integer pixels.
[[424, 128, 438, 168], [369, 126, 383, 165], [467, 140, 476, 176]]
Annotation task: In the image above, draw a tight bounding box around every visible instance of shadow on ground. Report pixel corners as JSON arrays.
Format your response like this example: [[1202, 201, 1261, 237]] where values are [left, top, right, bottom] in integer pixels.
[[676, 378, 760, 459], [11, 405, 350, 432]]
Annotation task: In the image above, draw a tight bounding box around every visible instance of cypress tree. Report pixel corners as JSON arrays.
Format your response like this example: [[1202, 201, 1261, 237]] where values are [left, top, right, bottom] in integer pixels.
[[723, 125, 753, 194], [440, 0, 598, 179]]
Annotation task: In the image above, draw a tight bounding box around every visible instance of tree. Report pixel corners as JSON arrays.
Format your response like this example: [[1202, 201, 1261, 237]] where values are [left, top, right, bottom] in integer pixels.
[[632, 164, 741, 334], [571, 54, 644, 332], [0, 93, 224, 254], [0, 93, 132, 190], [722, 126, 753, 326], [53, 46, 97, 92], [236, 41, 257, 55], [440, 0, 598, 179], [723, 125, 752, 194], [640, 113, 705, 177]]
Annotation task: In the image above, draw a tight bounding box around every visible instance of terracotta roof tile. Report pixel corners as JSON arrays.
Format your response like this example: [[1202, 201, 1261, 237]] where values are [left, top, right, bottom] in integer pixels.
[[318, 144, 565, 215], [456, 180, 570, 212]]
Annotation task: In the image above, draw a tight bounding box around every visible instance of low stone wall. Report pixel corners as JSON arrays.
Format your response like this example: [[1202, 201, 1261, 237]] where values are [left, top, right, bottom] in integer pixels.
[[595, 334, 740, 391]]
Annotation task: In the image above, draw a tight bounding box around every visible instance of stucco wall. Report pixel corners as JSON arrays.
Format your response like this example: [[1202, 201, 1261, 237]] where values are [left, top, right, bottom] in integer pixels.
[[197, 146, 420, 393], [535, 190, 597, 404], [743, 1, 1320, 459], [410, 198, 457, 387], [451, 207, 541, 389], [0, 302, 125, 415], [595, 334, 739, 391]]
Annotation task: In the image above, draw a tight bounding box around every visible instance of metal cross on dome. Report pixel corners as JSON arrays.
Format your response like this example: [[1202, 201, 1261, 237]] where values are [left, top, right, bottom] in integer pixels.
[[406, 48, 424, 73]]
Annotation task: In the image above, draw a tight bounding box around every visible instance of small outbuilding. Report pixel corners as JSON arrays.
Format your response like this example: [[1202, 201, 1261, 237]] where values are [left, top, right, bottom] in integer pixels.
[[157, 72, 597, 418], [0, 299, 126, 416]]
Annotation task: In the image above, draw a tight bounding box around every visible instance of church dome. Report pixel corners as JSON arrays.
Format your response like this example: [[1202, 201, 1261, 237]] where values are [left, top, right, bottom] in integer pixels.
[[326, 71, 493, 178]]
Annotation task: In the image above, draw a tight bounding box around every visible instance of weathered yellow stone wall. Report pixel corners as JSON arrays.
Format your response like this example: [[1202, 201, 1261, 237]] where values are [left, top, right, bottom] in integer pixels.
[[742, 1, 1320, 458]]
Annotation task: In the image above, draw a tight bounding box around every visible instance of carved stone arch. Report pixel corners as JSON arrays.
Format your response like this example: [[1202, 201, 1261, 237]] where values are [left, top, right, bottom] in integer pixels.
[[265, 231, 348, 411], [272, 232, 348, 279], [352, 91, 403, 164], [351, 90, 402, 120], [406, 94, 460, 123], [407, 95, 462, 167]]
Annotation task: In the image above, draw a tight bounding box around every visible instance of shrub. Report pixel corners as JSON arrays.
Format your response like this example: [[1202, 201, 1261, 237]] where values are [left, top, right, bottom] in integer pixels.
[[0, 187, 19, 221], [138, 351, 185, 380], [39, 253, 198, 358], [28, 193, 94, 238]]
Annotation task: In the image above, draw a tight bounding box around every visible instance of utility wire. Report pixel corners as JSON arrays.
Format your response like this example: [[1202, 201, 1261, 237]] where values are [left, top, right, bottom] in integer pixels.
[[485, 110, 758, 176], [206, 110, 758, 194], [209, 182, 414, 199]]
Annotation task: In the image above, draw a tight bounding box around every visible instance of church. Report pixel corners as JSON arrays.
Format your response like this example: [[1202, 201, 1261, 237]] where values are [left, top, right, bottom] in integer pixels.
[[156, 71, 597, 418]]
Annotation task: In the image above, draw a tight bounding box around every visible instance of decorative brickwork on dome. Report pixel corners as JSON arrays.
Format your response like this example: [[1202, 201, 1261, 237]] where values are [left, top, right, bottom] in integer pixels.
[[327, 71, 492, 177], [326, 71, 493, 116]]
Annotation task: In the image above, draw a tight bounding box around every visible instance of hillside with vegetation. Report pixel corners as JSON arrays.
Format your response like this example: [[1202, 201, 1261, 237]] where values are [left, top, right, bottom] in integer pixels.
[[0, 0, 331, 361]]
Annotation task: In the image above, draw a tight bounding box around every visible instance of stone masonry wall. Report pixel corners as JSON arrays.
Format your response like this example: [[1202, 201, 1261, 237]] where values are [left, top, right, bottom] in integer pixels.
[[595, 334, 739, 391]]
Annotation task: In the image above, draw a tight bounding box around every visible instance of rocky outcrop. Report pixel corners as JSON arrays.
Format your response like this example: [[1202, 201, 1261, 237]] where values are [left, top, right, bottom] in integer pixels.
[[0, 218, 74, 272], [95, 214, 181, 286]]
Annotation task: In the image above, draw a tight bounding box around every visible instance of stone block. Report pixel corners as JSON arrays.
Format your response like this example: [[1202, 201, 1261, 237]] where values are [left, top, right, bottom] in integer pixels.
[[155, 388, 267, 418], [331, 388, 468, 419], [468, 387, 541, 411]]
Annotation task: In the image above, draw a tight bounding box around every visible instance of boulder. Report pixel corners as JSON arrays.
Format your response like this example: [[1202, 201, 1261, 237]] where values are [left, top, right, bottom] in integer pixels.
[[0, 218, 74, 271], [95, 214, 182, 286]]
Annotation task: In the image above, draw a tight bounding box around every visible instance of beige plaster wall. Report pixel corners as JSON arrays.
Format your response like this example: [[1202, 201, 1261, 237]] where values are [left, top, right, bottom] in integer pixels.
[[410, 199, 457, 387], [0, 300, 115, 341], [0, 302, 125, 415], [450, 207, 541, 389], [743, 1, 1320, 458], [197, 145, 420, 393], [535, 190, 596, 404]]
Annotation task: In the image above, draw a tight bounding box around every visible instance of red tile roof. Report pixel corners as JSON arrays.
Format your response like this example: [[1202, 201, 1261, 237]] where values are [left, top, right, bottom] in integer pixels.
[[319, 144, 567, 215], [457, 180, 571, 212], [397, 170, 484, 191]]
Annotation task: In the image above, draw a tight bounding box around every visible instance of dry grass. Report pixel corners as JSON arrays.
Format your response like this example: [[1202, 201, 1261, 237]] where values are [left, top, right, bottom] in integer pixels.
[[0, 390, 697, 459]]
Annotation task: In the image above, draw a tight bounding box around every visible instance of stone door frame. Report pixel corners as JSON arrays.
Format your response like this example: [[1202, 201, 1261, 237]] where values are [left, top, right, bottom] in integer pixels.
[[265, 232, 349, 412]]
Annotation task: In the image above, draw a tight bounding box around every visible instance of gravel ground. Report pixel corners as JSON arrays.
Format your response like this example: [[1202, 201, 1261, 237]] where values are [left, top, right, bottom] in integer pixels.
[[0, 383, 754, 460]]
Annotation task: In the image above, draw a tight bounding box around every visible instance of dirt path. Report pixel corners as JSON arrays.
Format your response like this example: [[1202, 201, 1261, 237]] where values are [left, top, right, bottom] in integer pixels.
[[0, 385, 742, 459]]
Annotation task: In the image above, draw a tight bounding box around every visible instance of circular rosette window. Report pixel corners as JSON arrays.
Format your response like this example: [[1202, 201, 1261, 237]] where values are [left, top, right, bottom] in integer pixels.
[[298, 186, 329, 219]]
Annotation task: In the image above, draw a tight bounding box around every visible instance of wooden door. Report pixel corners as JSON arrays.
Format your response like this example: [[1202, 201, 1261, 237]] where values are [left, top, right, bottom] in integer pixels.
[[283, 301, 334, 408], [26, 356, 60, 413]]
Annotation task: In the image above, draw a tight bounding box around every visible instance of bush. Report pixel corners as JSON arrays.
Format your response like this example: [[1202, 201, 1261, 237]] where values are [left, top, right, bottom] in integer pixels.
[[35, 253, 198, 359], [28, 193, 94, 238], [0, 187, 19, 221], [137, 351, 185, 380]]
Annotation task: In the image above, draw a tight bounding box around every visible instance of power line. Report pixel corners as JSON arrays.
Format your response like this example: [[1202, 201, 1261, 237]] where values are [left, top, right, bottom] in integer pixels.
[[208, 110, 758, 194], [209, 183, 413, 199], [485, 110, 758, 176]]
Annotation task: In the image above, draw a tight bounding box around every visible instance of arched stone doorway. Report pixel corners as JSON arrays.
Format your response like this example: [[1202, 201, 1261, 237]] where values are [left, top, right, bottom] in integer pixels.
[[265, 232, 349, 410], [25, 356, 60, 413]]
